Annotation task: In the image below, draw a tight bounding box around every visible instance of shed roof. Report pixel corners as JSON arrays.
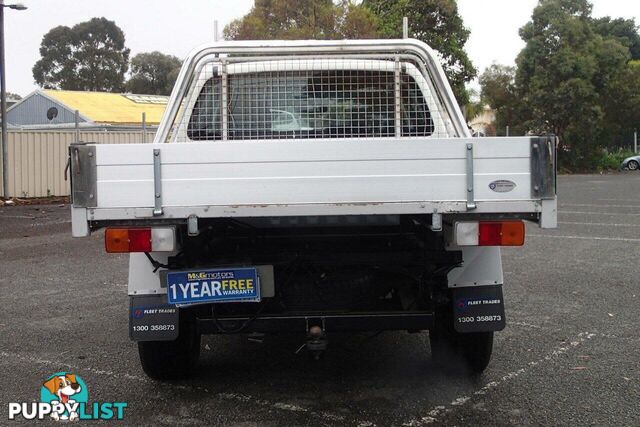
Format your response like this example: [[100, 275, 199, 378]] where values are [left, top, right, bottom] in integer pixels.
[[42, 90, 168, 125]]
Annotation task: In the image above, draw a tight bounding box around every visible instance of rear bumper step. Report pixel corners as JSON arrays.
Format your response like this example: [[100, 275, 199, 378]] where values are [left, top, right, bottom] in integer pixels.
[[198, 312, 434, 334]]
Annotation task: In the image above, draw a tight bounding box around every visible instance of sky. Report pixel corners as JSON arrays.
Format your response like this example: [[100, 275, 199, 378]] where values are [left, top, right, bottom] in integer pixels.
[[4, 0, 640, 97]]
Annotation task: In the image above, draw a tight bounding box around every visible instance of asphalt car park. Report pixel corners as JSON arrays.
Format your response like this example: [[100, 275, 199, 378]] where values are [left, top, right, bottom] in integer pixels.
[[1, 173, 639, 426]]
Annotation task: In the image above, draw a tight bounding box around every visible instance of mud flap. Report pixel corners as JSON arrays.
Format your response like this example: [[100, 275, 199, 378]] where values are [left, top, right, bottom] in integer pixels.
[[129, 295, 179, 341], [452, 285, 506, 333]]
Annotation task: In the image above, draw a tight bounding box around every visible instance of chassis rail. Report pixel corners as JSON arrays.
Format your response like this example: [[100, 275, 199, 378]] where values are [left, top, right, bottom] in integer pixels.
[[198, 312, 434, 334]]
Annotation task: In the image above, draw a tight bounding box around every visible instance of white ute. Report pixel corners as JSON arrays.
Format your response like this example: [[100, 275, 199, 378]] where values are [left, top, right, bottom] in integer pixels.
[[69, 39, 557, 379]]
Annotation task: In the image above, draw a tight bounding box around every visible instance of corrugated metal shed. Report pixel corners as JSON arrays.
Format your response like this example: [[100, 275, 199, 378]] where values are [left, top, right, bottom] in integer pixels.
[[0, 129, 155, 198], [7, 90, 168, 126]]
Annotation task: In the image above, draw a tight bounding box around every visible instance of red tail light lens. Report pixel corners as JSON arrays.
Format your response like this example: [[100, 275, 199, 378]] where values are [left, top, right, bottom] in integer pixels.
[[105, 228, 151, 253], [127, 229, 152, 252], [478, 222, 502, 246], [479, 221, 525, 246]]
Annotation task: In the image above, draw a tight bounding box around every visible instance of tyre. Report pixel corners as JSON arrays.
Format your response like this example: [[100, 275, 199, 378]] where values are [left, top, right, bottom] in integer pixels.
[[430, 323, 493, 374], [138, 320, 201, 380], [628, 160, 639, 171]]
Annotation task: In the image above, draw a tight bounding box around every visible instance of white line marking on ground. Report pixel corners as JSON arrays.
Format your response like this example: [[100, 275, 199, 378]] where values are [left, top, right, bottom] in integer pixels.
[[561, 203, 640, 208], [402, 332, 598, 426], [0, 351, 350, 423], [558, 221, 640, 227], [561, 211, 640, 217], [509, 321, 542, 329], [528, 234, 640, 242], [599, 198, 640, 202]]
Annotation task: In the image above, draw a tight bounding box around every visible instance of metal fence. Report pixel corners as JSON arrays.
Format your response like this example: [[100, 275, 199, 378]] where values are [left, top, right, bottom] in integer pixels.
[[0, 130, 154, 198]]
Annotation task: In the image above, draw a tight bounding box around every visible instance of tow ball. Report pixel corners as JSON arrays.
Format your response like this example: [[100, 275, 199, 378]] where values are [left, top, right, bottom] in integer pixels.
[[296, 322, 327, 359]]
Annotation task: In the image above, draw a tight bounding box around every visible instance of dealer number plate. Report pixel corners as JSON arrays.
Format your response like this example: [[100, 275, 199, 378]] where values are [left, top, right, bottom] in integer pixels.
[[166, 267, 260, 305]]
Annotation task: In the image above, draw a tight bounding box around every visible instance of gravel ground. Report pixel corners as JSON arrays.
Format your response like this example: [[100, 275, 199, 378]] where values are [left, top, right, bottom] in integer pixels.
[[1, 173, 639, 426]]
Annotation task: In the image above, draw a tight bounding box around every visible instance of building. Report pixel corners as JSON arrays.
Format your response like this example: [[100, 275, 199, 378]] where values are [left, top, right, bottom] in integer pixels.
[[7, 94, 21, 109], [468, 105, 496, 136], [7, 89, 168, 128]]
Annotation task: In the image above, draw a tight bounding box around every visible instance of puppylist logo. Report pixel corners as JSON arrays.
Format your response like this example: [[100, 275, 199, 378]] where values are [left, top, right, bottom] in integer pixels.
[[7, 372, 127, 421]]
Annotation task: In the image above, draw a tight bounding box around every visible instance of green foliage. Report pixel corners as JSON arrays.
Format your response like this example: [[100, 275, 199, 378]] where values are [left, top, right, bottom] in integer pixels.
[[595, 149, 637, 171], [479, 0, 640, 171], [337, 1, 379, 39], [479, 64, 525, 135], [32, 18, 130, 92], [363, 0, 476, 105], [126, 52, 182, 95], [462, 88, 482, 122], [598, 60, 640, 147], [515, 0, 613, 139], [224, 0, 377, 41], [592, 17, 640, 60], [32, 25, 77, 90], [225, 0, 475, 105]]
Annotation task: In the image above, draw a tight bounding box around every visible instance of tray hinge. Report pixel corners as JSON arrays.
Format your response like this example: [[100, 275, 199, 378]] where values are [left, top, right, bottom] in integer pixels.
[[69, 143, 97, 208], [531, 136, 557, 200]]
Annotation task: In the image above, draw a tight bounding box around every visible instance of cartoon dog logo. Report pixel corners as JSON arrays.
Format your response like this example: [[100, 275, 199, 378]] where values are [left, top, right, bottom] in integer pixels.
[[42, 373, 82, 421]]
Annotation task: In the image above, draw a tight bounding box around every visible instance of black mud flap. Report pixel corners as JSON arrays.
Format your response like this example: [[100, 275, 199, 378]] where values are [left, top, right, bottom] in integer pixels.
[[129, 295, 179, 341], [452, 285, 506, 333]]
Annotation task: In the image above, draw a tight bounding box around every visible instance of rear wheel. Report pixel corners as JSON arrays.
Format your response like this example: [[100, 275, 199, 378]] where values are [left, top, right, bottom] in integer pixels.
[[138, 320, 201, 380], [628, 160, 639, 171], [430, 315, 493, 374]]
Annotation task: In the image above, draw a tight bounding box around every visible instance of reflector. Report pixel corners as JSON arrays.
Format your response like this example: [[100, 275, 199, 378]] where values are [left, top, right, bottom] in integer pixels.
[[500, 221, 525, 246], [105, 228, 129, 253]]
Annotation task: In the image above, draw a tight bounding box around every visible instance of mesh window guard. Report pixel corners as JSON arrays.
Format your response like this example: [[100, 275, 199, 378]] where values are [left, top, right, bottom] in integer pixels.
[[185, 61, 435, 141]]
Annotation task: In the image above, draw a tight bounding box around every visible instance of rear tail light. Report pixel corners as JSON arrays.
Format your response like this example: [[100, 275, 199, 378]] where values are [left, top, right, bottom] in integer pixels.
[[105, 227, 176, 253], [454, 221, 525, 246]]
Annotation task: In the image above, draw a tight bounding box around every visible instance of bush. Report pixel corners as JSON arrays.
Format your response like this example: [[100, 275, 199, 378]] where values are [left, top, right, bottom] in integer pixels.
[[596, 149, 637, 171]]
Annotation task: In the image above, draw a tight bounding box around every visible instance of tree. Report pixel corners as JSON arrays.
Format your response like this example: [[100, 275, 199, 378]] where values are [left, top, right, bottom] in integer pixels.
[[126, 52, 182, 95], [363, 0, 476, 105], [335, 1, 378, 39], [591, 18, 640, 152], [33, 18, 130, 92], [480, 64, 515, 109], [514, 0, 630, 168], [7, 92, 22, 100], [598, 60, 640, 150], [479, 64, 524, 135], [473, 1, 640, 169], [224, 0, 377, 40], [32, 25, 77, 90], [224, 0, 473, 104], [592, 17, 640, 60]]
